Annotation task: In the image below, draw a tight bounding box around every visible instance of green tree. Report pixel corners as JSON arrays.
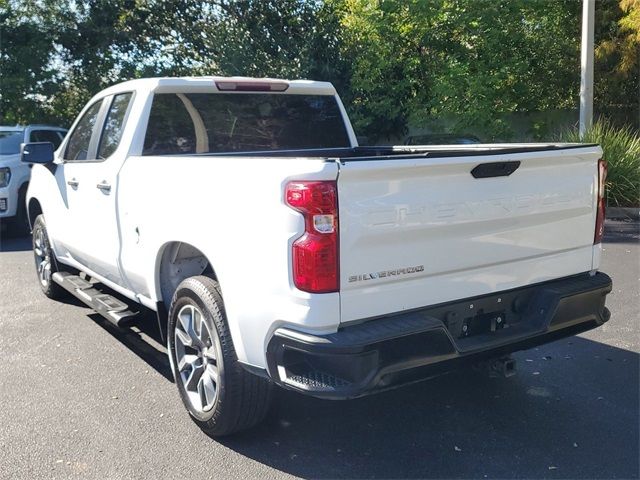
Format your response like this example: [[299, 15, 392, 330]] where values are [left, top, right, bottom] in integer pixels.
[[147, 0, 350, 86], [335, 0, 582, 141], [0, 0, 636, 137], [1, 0, 349, 125], [595, 0, 639, 126], [0, 0, 72, 124], [0, 0, 149, 125]]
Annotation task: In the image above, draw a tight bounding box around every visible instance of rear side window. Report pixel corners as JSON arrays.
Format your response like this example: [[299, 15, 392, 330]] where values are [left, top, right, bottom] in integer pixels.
[[64, 101, 102, 161], [30, 130, 64, 149], [143, 93, 350, 155], [98, 93, 133, 159]]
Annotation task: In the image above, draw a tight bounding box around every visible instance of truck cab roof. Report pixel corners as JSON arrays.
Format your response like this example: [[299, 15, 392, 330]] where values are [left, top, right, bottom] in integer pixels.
[[93, 76, 338, 102]]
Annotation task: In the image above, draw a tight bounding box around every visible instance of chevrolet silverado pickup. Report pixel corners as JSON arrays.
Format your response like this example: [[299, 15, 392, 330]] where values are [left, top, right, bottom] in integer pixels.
[[22, 77, 612, 436]]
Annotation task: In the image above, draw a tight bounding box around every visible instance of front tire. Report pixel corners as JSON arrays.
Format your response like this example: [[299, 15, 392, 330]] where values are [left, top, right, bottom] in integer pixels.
[[32, 214, 65, 300], [168, 275, 273, 436]]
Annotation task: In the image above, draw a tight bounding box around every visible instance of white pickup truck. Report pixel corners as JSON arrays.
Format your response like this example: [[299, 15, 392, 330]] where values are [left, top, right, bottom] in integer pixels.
[[22, 77, 612, 436]]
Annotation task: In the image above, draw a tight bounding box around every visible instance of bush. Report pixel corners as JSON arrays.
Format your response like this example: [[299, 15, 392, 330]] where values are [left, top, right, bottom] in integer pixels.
[[559, 120, 640, 207]]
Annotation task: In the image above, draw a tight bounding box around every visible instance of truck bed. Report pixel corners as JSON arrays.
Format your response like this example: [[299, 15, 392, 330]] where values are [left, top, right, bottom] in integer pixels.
[[182, 142, 602, 325]]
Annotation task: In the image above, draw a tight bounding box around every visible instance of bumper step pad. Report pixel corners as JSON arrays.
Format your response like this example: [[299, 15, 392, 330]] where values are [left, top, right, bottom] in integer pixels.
[[287, 371, 353, 391]]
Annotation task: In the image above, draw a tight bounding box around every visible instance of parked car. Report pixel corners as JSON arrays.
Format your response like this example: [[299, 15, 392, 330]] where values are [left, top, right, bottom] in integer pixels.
[[22, 77, 612, 436], [404, 133, 481, 145], [0, 125, 67, 231]]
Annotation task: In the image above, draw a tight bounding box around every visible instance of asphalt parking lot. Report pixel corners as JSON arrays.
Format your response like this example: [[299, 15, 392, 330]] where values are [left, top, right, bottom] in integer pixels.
[[0, 220, 638, 480]]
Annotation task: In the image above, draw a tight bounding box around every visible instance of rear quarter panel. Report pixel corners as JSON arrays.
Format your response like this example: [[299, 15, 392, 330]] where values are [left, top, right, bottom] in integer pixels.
[[117, 155, 340, 367]]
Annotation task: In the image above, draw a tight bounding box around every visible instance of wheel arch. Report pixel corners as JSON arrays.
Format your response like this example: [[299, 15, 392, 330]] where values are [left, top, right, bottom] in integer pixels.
[[155, 241, 218, 310], [18, 181, 29, 199], [27, 196, 43, 230], [152, 241, 249, 364]]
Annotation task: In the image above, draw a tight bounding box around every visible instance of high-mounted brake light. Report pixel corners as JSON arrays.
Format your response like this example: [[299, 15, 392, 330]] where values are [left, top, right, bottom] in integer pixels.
[[215, 81, 289, 92], [285, 181, 339, 293], [594, 158, 607, 244]]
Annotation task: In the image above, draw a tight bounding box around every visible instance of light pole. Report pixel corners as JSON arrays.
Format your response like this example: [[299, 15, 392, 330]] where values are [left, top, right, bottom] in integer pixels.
[[579, 0, 595, 138]]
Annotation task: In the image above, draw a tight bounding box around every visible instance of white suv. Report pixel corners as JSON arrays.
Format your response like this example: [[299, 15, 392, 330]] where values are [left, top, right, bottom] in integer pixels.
[[0, 125, 67, 232]]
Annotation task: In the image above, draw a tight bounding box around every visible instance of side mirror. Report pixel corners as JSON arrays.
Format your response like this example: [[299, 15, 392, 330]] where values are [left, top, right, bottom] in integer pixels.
[[21, 142, 54, 164]]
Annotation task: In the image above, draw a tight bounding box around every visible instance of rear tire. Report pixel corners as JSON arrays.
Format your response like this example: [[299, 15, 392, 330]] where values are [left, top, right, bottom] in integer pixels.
[[168, 275, 273, 436], [32, 214, 65, 300]]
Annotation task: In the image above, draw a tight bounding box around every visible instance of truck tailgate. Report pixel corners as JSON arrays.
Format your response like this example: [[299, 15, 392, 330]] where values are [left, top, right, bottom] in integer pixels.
[[337, 146, 601, 323]]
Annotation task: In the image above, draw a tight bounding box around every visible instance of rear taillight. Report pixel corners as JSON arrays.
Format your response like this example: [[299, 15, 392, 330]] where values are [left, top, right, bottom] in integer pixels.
[[594, 158, 607, 244], [285, 181, 339, 293]]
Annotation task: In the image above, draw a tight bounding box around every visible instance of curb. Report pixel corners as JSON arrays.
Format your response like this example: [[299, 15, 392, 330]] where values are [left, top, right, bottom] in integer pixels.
[[606, 207, 640, 221]]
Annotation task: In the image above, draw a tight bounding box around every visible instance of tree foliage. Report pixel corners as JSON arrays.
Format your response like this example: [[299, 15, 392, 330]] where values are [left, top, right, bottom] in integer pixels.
[[335, 0, 583, 140], [0, 0, 69, 123], [0, 0, 636, 140], [595, 0, 640, 115]]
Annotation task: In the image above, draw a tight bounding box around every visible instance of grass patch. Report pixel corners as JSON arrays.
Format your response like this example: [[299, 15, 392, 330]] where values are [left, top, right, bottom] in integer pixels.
[[559, 120, 640, 207]]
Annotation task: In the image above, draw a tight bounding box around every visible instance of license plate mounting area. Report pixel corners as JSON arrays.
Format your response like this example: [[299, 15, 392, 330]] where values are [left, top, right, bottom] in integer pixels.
[[460, 310, 507, 338]]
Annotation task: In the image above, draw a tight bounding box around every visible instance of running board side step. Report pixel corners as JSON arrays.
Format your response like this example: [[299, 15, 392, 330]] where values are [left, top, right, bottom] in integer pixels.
[[52, 272, 139, 328]]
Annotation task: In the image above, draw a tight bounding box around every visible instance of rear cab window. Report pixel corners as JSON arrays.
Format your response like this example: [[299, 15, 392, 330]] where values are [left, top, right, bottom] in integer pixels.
[[142, 93, 350, 155]]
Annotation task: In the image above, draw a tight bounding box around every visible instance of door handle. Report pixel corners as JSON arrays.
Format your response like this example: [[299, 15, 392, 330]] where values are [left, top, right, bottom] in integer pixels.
[[96, 181, 111, 192], [67, 178, 79, 188]]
